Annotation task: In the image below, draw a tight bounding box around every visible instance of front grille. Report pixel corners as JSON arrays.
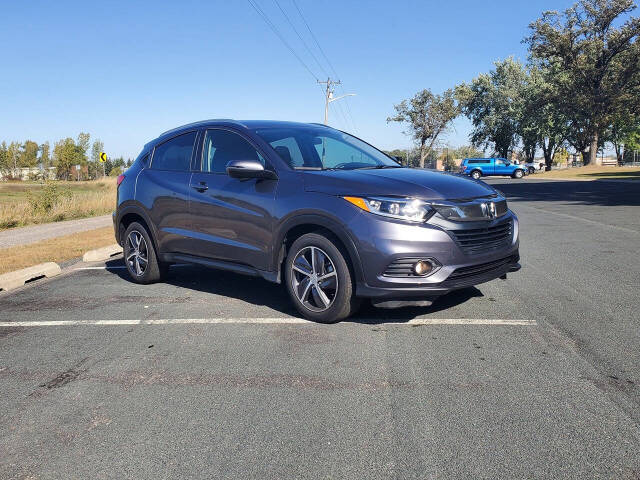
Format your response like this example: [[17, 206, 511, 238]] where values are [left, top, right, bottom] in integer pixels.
[[383, 258, 421, 277], [447, 255, 517, 281], [450, 219, 512, 254]]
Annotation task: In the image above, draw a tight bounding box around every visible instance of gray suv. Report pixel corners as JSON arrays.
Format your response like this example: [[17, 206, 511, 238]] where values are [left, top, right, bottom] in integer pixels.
[[114, 120, 520, 322]]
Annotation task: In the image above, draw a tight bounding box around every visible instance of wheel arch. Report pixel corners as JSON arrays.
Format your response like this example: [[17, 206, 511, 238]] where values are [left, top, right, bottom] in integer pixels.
[[115, 203, 158, 250], [273, 214, 364, 285]]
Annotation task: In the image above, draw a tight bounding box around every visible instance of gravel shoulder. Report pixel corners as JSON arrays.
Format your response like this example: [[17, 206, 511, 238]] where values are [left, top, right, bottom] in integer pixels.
[[0, 214, 112, 249]]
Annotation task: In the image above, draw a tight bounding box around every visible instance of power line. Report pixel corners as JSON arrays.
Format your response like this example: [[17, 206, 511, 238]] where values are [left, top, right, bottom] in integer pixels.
[[246, 0, 319, 81], [291, 0, 339, 78], [271, 0, 351, 127], [291, 0, 358, 133], [273, 0, 328, 78]]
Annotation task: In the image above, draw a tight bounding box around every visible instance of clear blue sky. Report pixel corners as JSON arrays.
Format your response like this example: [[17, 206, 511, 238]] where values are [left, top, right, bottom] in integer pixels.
[[1, 0, 575, 159]]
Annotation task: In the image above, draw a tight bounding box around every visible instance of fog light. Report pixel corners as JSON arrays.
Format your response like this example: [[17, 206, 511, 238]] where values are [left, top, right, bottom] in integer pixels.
[[414, 260, 432, 276]]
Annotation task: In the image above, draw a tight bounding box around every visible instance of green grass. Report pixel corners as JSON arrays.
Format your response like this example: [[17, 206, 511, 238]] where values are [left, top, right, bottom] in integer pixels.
[[0, 179, 116, 230], [541, 165, 640, 181]]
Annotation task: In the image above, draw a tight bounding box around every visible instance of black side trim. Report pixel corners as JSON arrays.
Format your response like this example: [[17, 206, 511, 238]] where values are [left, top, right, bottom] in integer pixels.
[[161, 253, 260, 277], [273, 213, 364, 283]]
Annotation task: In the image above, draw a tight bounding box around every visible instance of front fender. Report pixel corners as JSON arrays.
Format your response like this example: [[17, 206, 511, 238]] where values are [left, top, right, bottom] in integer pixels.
[[272, 211, 365, 284]]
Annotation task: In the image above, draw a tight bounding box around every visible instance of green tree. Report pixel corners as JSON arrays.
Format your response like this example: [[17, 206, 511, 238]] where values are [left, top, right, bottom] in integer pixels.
[[40, 142, 51, 169], [438, 149, 457, 171], [456, 57, 528, 158], [7, 142, 21, 175], [53, 138, 79, 180], [19, 140, 39, 168], [451, 145, 484, 159], [621, 119, 640, 155], [91, 139, 104, 178], [76, 132, 90, 163], [383, 149, 409, 164], [387, 88, 460, 168], [525, 0, 640, 165], [0, 141, 8, 173], [519, 66, 568, 169]]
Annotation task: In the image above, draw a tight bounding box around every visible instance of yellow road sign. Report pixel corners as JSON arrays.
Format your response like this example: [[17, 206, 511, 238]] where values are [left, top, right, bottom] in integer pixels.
[[99, 152, 107, 163]]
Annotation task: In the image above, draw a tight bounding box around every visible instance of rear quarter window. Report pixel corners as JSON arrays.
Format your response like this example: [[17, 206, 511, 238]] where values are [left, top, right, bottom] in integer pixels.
[[151, 131, 197, 171]]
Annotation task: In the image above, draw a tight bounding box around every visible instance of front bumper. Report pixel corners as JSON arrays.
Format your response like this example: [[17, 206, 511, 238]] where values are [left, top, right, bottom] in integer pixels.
[[350, 210, 520, 299]]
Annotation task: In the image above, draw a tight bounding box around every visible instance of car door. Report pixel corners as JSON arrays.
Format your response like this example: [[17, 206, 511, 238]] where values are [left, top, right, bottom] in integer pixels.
[[186, 128, 277, 270], [494, 158, 510, 175], [135, 130, 197, 254], [479, 159, 493, 175]]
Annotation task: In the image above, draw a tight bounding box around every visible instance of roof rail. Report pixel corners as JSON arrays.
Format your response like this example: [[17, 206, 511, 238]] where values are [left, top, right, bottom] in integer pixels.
[[158, 119, 239, 137]]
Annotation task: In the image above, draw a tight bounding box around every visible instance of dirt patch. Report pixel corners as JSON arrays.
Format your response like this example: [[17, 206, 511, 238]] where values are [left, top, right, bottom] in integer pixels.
[[3, 295, 191, 312], [86, 370, 414, 392], [0, 326, 25, 338], [40, 369, 82, 389]]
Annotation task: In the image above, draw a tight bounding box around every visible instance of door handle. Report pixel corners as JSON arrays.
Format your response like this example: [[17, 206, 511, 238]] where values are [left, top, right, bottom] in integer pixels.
[[191, 182, 208, 192]]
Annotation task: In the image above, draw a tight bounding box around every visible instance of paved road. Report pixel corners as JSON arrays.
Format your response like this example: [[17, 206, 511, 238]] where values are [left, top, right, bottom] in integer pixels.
[[0, 214, 112, 249], [0, 179, 638, 479]]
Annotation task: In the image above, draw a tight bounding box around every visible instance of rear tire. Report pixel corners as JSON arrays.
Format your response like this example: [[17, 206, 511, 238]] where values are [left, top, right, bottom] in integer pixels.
[[123, 222, 167, 284], [528, 167, 535, 174], [285, 233, 360, 323], [471, 170, 482, 180]]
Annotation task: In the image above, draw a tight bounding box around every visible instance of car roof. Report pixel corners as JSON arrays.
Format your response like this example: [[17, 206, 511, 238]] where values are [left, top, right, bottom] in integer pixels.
[[144, 119, 333, 151], [158, 119, 330, 137]]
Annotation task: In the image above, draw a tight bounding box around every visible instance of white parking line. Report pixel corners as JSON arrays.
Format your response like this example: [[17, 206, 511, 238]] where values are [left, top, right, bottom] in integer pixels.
[[0, 318, 536, 327]]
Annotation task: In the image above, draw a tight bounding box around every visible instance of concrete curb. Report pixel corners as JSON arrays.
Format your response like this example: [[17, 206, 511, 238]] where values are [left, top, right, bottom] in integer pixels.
[[82, 244, 122, 262], [0, 262, 62, 292]]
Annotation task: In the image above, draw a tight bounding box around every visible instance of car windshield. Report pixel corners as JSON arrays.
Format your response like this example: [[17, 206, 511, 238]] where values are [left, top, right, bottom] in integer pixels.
[[253, 126, 401, 170]]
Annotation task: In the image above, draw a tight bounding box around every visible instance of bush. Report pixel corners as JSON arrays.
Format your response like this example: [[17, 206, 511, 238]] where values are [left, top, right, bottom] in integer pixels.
[[108, 166, 123, 177], [27, 182, 72, 214]]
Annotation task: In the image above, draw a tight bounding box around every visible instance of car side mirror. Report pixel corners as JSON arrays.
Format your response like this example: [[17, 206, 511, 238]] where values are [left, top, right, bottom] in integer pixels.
[[226, 160, 277, 180]]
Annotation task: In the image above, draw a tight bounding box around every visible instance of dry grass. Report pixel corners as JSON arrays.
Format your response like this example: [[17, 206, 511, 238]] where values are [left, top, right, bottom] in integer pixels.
[[541, 165, 640, 180], [0, 226, 116, 275], [0, 178, 116, 230]]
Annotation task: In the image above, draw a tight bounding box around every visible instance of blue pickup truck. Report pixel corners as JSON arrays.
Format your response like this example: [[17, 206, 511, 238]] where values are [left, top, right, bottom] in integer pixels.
[[459, 158, 526, 180]]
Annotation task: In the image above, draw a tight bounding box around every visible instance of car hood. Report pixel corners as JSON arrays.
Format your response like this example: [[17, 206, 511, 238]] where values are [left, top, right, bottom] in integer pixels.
[[303, 168, 496, 201]]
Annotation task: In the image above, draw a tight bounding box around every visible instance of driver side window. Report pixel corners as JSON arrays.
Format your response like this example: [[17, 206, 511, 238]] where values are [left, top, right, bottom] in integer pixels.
[[202, 129, 265, 174]]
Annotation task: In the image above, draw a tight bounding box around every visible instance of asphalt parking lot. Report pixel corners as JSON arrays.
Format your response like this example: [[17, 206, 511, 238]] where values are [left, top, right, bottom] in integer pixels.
[[1, 177, 639, 479]]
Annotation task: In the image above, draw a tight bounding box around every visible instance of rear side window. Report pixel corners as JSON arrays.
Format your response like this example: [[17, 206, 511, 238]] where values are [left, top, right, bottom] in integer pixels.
[[151, 131, 197, 171], [202, 129, 265, 173]]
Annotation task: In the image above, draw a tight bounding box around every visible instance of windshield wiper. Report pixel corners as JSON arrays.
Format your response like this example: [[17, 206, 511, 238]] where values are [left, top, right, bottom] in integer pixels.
[[359, 164, 404, 170]]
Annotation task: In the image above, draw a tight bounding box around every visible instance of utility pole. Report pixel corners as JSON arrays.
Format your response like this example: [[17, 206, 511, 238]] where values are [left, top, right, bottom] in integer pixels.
[[318, 77, 355, 125]]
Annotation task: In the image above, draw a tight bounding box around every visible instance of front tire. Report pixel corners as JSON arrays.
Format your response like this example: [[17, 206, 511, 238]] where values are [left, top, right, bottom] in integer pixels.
[[123, 222, 167, 284], [528, 167, 535, 174], [471, 170, 482, 180], [285, 233, 360, 323], [513, 169, 524, 179]]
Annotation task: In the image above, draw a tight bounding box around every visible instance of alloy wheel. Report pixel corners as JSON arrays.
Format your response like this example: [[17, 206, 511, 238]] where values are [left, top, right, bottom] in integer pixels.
[[126, 230, 148, 277], [290, 246, 338, 312]]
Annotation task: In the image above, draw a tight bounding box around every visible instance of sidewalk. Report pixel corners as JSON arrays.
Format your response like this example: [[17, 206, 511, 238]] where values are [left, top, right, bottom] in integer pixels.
[[0, 214, 112, 249]]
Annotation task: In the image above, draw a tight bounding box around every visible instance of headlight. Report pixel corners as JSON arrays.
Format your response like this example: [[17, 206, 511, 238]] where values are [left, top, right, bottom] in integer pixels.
[[343, 196, 433, 222]]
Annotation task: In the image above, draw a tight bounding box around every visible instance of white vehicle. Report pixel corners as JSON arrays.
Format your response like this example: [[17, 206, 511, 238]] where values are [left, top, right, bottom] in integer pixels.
[[525, 161, 545, 174]]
